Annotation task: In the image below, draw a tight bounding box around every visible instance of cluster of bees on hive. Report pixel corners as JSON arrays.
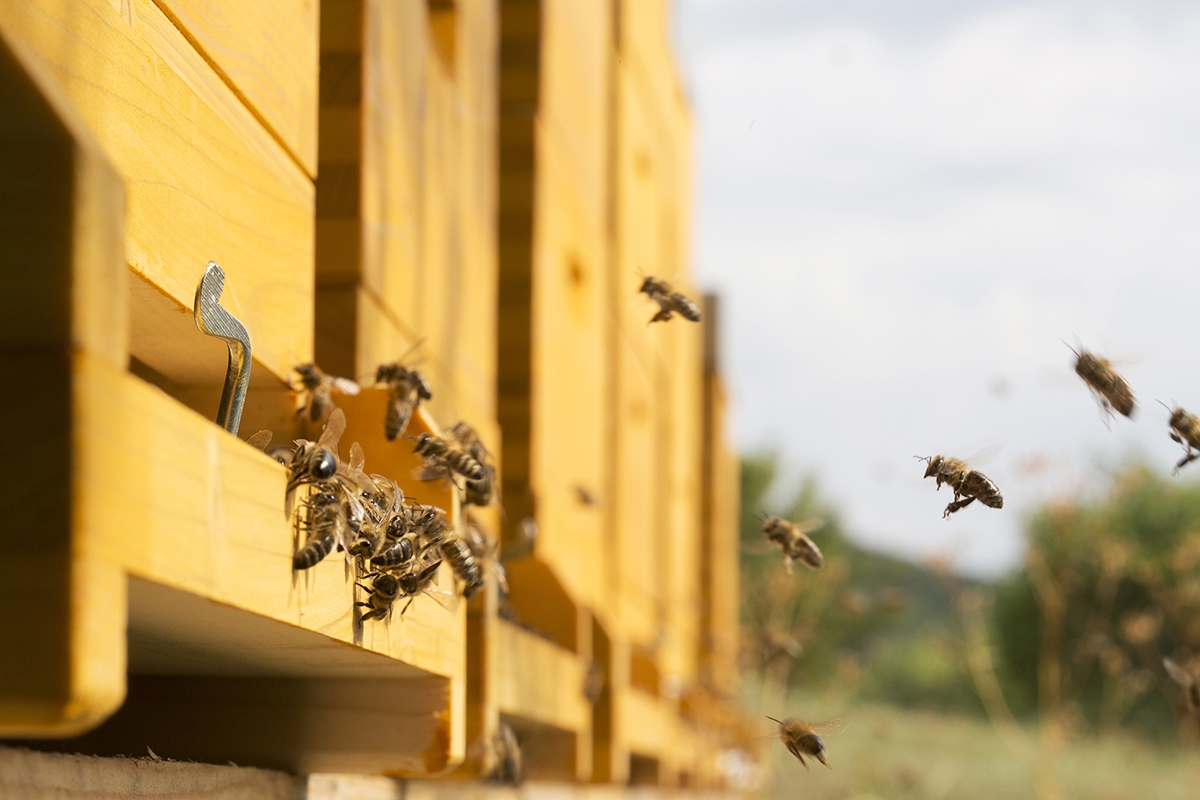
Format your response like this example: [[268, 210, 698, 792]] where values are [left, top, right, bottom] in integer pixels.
[[744, 341, 1200, 771], [245, 356, 504, 627]]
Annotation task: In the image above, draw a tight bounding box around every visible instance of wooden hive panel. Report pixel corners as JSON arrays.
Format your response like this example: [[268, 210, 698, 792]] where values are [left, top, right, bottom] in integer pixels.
[[0, 0, 314, 387], [155, 0, 319, 173]]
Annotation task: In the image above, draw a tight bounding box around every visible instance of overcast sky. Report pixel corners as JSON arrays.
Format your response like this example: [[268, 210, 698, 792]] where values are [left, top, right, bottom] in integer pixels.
[[676, 0, 1200, 576]]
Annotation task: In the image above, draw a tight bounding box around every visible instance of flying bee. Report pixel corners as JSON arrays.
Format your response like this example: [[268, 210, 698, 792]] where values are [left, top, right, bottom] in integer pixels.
[[412, 431, 485, 482], [464, 463, 496, 507], [760, 515, 824, 572], [375, 361, 433, 441], [1067, 344, 1135, 420], [1164, 657, 1200, 716], [441, 537, 484, 599], [290, 362, 361, 422], [638, 275, 701, 324], [293, 489, 348, 570], [917, 455, 1003, 518], [765, 716, 843, 771], [1162, 402, 1200, 474]]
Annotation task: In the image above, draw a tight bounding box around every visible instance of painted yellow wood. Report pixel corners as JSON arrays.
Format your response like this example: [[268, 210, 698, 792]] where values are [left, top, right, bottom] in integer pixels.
[[494, 620, 588, 733], [0, 0, 314, 386], [155, 0, 319, 173], [0, 25, 127, 737]]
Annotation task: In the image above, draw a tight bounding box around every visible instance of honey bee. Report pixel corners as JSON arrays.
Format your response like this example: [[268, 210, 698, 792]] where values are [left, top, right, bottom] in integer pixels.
[[1068, 344, 1135, 419], [450, 423, 497, 507], [765, 716, 842, 771], [483, 723, 522, 786], [760, 516, 824, 572], [412, 431, 485, 482], [1164, 657, 1200, 715], [290, 362, 361, 422], [396, 559, 459, 616], [293, 489, 349, 570], [1163, 403, 1200, 474], [638, 275, 701, 324], [583, 659, 606, 704], [917, 455, 1003, 518], [375, 361, 433, 441], [372, 531, 417, 568], [441, 537, 484, 599], [355, 571, 401, 622], [286, 408, 346, 495]]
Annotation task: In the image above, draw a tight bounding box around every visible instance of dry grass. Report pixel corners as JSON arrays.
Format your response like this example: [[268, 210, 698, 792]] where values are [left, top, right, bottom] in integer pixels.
[[754, 692, 1200, 800]]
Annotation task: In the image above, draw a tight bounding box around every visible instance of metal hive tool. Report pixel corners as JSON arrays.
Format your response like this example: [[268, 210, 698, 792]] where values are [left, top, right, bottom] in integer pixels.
[[193, 261, 252, 435]]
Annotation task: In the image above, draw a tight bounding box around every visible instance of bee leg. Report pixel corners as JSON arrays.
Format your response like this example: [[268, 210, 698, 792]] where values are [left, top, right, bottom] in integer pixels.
[[399, 596, 416, 617], [944, 496, 976, 518], [1174, 450, 1200, 475]]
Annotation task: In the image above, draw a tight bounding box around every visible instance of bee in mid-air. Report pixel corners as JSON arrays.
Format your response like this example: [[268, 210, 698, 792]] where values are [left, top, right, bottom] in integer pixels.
[[290, 362, 361, 422], [440, 536, 483, 598], [375, 361, 433, 441], [1162, 403, 1200, 474], [445, 422, 496, 507], [412, 429, 486, 483], [760, 515, 824, 572], [1067, 344, 1135, 420], [917, 455, 1003, 518], [766, 716, 841, 771], [1164, 657, 1200, 716], [638, 275, 701, 324]]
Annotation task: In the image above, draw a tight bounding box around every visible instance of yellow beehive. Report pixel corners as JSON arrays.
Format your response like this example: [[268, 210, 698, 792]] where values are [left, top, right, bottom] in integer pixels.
[[0, 0, 748, 790]]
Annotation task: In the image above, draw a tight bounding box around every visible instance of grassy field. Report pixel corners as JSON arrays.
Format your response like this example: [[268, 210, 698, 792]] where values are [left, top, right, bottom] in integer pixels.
[[750, 692, 1200, 800]]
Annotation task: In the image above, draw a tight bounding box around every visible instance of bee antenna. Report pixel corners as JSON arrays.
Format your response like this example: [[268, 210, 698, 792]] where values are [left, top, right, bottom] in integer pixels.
[[1060, 338, 1080, 357], [764, 716, 783, 725], [913, 455, 930, 463]]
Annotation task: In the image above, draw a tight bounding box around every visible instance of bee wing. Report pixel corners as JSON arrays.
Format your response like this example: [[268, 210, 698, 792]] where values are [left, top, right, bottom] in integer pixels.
[[419, 586, 460, 613], [317, 408, 346, 450], [793, 517, 825, 534], [808, 718, 849, 736], [348, 442, 367, 475], [1164, 657, 1194, 687], [245, 429, 273, 451], [492, 560, 510, 597], [964, 444, 1003, 467], [332, 376, 361, 396]]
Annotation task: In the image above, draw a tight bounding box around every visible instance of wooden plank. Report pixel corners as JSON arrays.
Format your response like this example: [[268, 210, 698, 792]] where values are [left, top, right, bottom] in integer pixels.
[[494, 620, 588, 733], [0, 0, 315, 386], [154, 0, 318, 174], [0, 24, 127, 737], [0, 746, 302, 800]]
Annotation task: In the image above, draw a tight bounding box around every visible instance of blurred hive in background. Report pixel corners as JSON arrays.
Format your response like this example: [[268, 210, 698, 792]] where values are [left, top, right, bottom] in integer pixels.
[[0, 0, 752, 795]]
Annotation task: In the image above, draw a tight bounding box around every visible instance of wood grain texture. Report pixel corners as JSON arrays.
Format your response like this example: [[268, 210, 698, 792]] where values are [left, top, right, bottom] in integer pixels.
[[494, 620, 587, 733], [0, 746, 302, 800], [154, 0, 318, 174], [0, 25, 127, 737], [0, 0, 314, 385]]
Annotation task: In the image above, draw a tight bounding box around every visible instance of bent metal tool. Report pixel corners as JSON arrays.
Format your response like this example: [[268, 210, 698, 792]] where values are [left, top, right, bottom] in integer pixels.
[[193, 261, 251, 435]]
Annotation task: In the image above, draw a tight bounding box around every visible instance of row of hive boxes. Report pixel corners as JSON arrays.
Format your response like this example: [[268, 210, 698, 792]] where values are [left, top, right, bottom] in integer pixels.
[[0, 0, 742, 768]]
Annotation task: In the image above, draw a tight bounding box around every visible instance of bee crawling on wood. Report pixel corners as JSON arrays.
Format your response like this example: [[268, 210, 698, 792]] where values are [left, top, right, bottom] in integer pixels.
[[917, 455, 1003, 518], [760, 515, 824, 572], [765, 716, 843, 771], [292, 489, 351, 570], [290, 362, 361, 422], [1164, 657, 1200, 716], [1067, 343, 1136, 420], [374, 359, 433, 441], [638, 275, 701, 324], [1161, 402, 1200, 474]]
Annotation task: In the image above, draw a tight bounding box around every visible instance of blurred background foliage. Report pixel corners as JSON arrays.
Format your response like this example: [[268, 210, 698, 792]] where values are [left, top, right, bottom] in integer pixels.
[[740, 454, 1200, 744]]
